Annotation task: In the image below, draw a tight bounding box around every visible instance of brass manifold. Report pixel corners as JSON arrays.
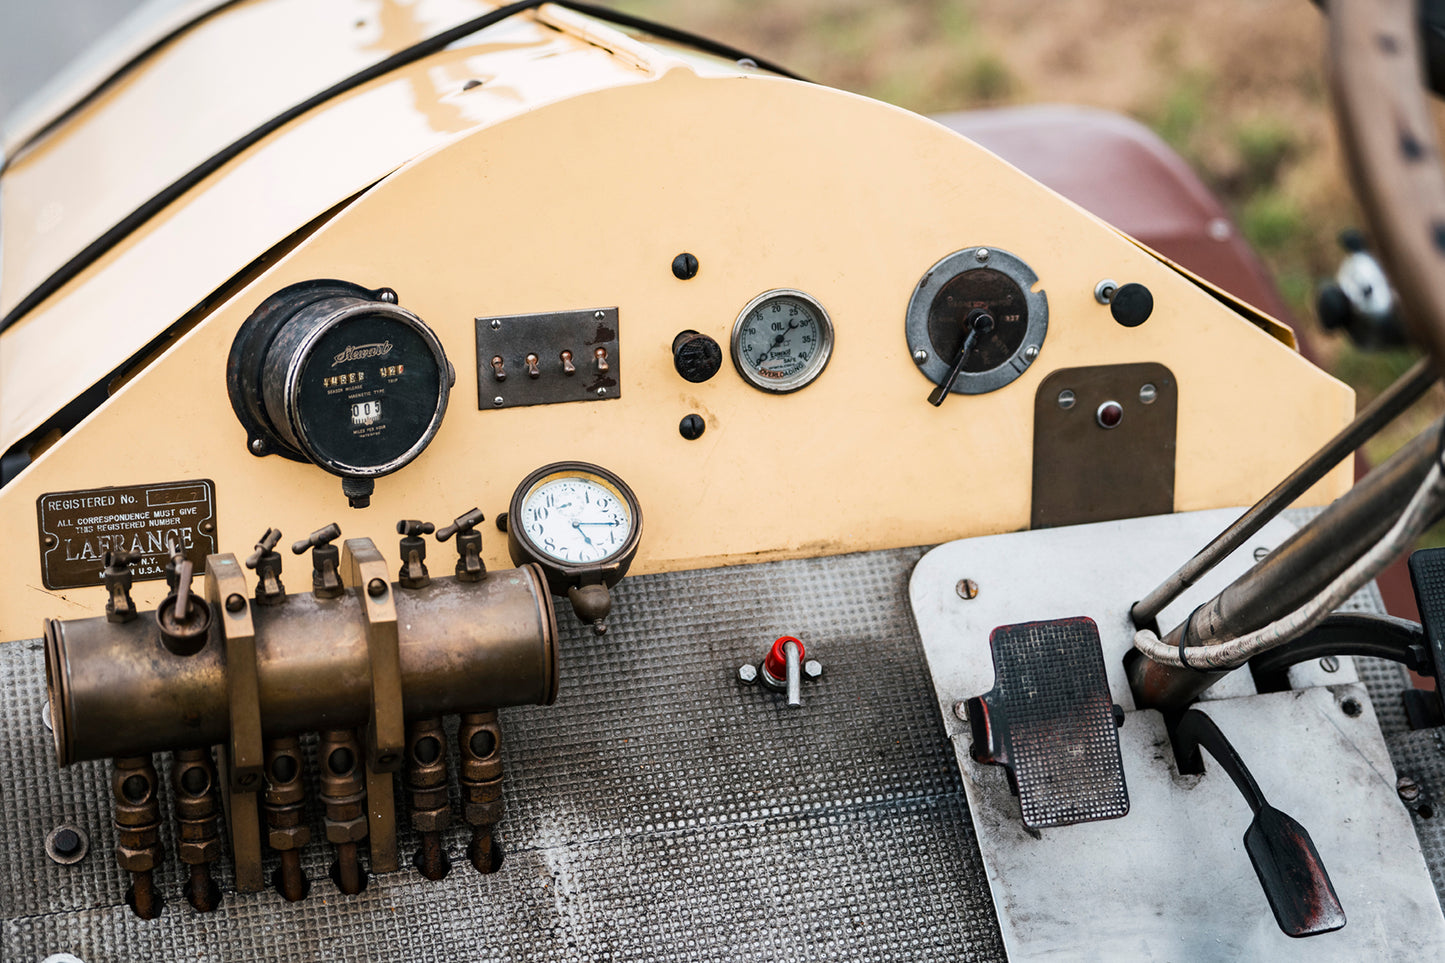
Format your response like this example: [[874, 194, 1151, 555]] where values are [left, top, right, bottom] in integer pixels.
[[43, 533, 558, 916]]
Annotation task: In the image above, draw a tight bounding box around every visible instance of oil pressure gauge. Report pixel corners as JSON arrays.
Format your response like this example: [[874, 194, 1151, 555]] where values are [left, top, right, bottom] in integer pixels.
[[507, 461, 642, 635], [906, 247, 1048, 398], [731, 289, 834, 393]]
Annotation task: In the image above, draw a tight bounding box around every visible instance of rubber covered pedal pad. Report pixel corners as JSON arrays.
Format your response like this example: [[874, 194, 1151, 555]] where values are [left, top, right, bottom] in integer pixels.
[[1408, 548, 1445, 682], [965, 616, 1129, 829]]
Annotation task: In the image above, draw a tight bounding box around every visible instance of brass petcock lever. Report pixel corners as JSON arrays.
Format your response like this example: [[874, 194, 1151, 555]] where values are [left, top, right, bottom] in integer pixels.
[[291, 524, 343, 598], [928, 309, 994, 407], [157, 538, 211, 656], [245, 528, 285, 604], [103, 550, 141, 623], [436, 508, 487, 582], [397, 520, 435, 589]]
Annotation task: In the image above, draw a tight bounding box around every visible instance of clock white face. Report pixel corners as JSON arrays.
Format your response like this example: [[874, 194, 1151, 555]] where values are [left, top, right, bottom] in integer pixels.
[[519, 474, 634, 564]]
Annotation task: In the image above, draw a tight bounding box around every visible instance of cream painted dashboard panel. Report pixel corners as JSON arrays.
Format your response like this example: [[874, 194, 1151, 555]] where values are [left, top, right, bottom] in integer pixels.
[[0, 68, 1353, 639]]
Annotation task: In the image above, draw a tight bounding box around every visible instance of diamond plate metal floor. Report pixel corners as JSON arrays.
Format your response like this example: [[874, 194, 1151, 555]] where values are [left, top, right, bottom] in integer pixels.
[[5, 541, 1444, 961], [0, 548, 1006, 962]]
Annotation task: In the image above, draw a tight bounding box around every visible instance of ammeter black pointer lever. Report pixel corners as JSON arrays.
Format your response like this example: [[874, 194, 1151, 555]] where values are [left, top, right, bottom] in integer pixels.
[[928, 310, 995, 406]]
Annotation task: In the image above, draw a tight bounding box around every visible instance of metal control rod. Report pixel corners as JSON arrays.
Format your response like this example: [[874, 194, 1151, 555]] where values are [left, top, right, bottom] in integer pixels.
[[1132, 355, 1436, 627], [1129, 416, 1444, 710]]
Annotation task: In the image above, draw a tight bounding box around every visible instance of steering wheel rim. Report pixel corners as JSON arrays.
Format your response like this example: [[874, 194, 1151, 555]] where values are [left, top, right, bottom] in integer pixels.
[[1331, 0, 1445, 368]]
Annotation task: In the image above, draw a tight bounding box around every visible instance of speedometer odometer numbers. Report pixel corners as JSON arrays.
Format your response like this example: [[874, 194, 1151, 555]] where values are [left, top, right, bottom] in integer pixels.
[[730, 289, 834, 393]]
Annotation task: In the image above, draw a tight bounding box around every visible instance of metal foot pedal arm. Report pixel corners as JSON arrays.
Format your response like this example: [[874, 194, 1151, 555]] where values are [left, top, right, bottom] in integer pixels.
[[1174, 709, 1346, 938]]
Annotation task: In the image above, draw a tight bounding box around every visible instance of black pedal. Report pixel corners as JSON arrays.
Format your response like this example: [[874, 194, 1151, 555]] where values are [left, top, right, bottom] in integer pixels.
[[1406, 548, 1445, 720], [966, 617, 1129, 829]]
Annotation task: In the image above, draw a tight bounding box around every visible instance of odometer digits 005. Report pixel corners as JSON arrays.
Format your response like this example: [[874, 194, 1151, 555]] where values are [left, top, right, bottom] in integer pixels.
[[730, 289, 834, 393]]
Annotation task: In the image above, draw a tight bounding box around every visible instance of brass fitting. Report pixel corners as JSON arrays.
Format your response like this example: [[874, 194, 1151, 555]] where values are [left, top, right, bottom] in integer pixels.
[[113, 755, 164, 919], [171, 747, 222, 912], [319, 729, 368, 894], [459, 711, 504, 873], [263, 736, 310, 901], [406, 717, 452, 880]]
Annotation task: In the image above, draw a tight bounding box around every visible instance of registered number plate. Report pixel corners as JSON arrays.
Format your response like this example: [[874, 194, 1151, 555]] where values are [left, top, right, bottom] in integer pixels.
[[36, 479, 217, 590]]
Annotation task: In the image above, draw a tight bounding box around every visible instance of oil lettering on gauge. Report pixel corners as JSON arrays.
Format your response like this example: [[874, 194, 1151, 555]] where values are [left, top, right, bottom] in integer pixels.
[[731, 289, 835, 393]]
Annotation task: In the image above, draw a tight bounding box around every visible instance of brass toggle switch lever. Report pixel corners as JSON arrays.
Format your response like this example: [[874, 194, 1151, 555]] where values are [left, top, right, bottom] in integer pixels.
[[436, 508, 487, 581], [490, 355, 507, 381], [594, 346, 610, 373], [396, 520, 435, 589], [525, 353, 541, 379], [291, 524, 343, 598], [245, 528, 285, 605]]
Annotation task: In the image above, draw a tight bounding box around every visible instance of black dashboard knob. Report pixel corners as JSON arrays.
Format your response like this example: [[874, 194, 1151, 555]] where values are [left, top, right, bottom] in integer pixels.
[[1109, 282, 1154, 327], [672, 330, 723, 383]]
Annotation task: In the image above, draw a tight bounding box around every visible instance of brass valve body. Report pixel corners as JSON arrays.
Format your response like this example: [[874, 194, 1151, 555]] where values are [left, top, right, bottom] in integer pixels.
[[44, 565, 558, 765]]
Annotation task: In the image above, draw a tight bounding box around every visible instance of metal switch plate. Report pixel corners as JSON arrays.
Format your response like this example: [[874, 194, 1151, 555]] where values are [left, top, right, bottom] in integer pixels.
[[1031, 362, 1176, 529], [474, 307, 620, 410]]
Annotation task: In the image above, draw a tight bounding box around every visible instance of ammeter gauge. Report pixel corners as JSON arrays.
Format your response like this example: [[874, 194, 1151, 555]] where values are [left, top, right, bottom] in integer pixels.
[[730, 289, 834, 393], [906, 247, 1048, 398], [507, 461, 642, 634], [228, 279, 455, 507]]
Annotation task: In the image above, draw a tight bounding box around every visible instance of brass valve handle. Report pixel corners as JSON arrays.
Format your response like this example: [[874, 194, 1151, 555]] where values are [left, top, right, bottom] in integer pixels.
[[436, 509, 485, 540], [244, 527, 286, 604], [396, 520, 436, 589], [436, 509, 487, 581], [291, 524, 343, 598], [102, 551, 142, 623], [245, 528, 283, 570], [168, 537, 196, 622], [291, 523, 341, 554]]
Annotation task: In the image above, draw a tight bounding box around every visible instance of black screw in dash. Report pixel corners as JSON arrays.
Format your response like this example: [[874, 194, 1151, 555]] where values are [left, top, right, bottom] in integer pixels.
[[672, 253, 699, 280], [679, 414, 706, 440]]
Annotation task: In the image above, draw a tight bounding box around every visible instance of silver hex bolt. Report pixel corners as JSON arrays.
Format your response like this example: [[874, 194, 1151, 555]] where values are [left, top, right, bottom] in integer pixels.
[[803, 659, 823, 680], [737, 664, 758, 685]]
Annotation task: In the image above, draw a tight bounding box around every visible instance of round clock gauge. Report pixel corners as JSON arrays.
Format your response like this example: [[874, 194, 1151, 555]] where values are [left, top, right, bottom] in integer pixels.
[[507, 461, 643, 595]]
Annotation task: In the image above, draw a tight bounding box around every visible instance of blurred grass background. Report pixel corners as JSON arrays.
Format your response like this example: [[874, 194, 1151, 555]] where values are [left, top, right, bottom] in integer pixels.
[[618, 0, 1438, 464]]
